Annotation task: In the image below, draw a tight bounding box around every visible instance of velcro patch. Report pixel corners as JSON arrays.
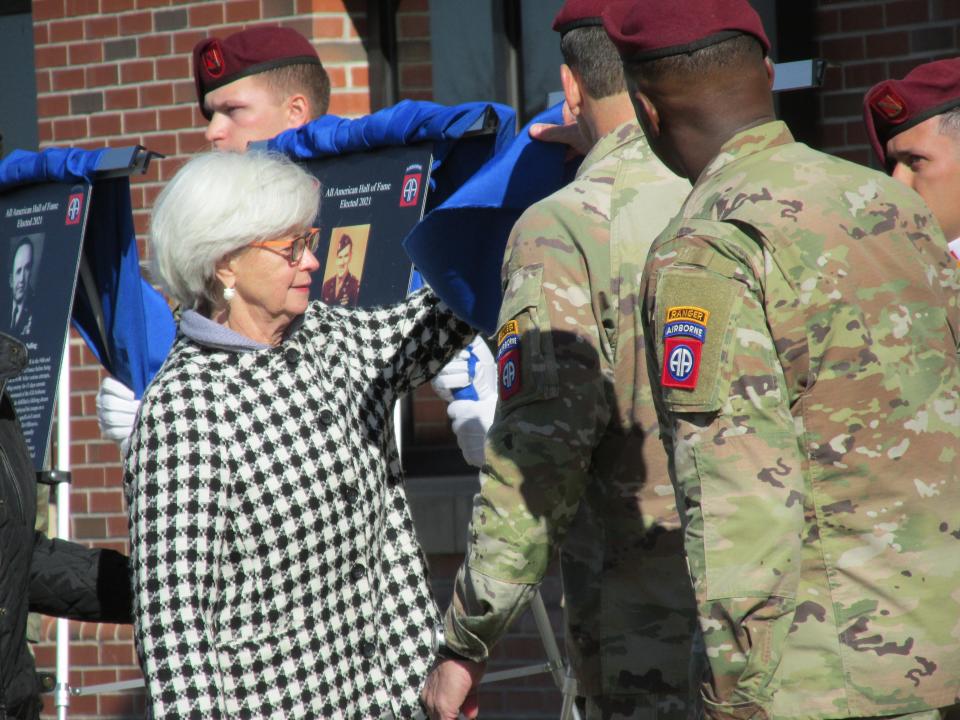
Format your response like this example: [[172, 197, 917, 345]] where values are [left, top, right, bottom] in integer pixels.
[[498, 320, 519, 346], [661, 305, 708, 391]]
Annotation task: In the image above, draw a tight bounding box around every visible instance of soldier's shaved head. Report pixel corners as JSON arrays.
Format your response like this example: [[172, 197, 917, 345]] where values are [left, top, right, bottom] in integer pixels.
[[559, 26, 625, 100], [621, 34, 776, 182]]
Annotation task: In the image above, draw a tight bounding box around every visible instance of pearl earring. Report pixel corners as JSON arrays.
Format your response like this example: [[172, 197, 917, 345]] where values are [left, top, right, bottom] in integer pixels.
[[223, 286, 236, 301]]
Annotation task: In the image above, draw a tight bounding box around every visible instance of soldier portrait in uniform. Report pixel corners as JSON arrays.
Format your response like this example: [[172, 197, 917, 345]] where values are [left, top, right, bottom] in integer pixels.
[[320, 224, 368, 307], [4, 234, 43, 338]]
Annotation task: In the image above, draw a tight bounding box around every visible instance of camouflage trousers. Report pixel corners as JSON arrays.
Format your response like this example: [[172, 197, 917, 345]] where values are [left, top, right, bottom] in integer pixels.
[[583, 693, 691, 720]]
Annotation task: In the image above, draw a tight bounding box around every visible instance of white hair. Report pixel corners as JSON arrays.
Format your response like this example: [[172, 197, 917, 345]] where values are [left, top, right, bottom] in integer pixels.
[[149, 151, 320, 309]]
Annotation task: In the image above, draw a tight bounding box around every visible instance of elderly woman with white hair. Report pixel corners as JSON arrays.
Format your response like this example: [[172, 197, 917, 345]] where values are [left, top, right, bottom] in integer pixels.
[[124, 151, 474, 719]]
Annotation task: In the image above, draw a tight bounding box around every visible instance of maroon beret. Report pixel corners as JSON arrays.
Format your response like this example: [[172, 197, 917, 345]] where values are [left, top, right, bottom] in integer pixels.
[[601, 0, 770, 61], [193, 25, 321, 120], [552, 0, 608, 35], [863, 58, 960, 167]]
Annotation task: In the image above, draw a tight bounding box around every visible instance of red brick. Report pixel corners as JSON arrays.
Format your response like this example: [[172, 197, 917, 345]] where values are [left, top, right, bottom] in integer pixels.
[[81, 669, 118, 686], [189, 2, 224, 25], [104, 464, 124, 487], [348, 65, 369, 89], [172, 29, 207, 54], [157, 56, 190, 81], [49, 18, 84, 43], [106, 515, 130, 538], [66, 0, 98, 14], [314, 16, 346, 38], [143, 132, 177, 155], [52, 116, 88, 141], [89, 490, 125, 513], [842, 61, 888, 89], [34, 45, 66, 69], [226, 0, 261, 22], [105, 86, 139, 110], [33, 0, 66, 22], [86, 63, 120, 87], [38, 120, 54, 143], [140, 83, 174, 106], [819, 36, 865, 63], [398, 0, 428, 10], [400, 63, 431, 88], [397, 39, 430, 63], [326, 65, 346, 89], [119, 10, 153, 35], [86, 441, 122, 465], [328, 91, 371, 116], [99, 692, 145, 716], [34, 23, 49, 45], [159, 105, 195, 129], [72, 466, 106, 489], [158, 155, 189, 180], [102, 0, 136, 10], [177, 129, 209, 154], [122, 59, 155, 84], [68, 41, 103, 65], [840, 5, 885, 32], [866, 30, 910, 57], [845, 120, 869, 145], [139, 34, 172, 57], [73, 516, 106, 539], [397, 13, 429, 39], [70, 418, 101, 441], [137, 0, 172, 7], [35, 68, 51, 95], [85, 15, 119, 39], [172, 80, 198, 104], [886, 0, 929, 25]]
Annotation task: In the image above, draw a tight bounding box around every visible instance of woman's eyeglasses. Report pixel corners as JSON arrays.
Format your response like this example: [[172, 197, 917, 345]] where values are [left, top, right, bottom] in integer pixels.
[[250, 228, 321, 265]]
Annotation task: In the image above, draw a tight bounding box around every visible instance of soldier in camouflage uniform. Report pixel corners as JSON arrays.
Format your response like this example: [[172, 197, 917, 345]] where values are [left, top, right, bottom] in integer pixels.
[[603, 1, 960, 718], [421, 3, 695, 719]]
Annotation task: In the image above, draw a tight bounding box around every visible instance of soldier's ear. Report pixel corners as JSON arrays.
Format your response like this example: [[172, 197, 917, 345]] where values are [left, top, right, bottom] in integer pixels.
[[286, 93, 310, 129], [764, 58, 775, 90], [632, 90, 660, 138], [560, 64, 583, 118]]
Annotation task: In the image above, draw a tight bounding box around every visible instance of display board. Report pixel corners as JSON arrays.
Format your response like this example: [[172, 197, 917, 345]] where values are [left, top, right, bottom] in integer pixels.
[[304, 142, 433, 308], [0, 182, 90, 468]]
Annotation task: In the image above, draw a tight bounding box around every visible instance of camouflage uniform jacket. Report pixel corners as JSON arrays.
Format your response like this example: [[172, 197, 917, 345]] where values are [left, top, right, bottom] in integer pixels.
[[640, 120, 960, 720], [444, 122, 696, 700]]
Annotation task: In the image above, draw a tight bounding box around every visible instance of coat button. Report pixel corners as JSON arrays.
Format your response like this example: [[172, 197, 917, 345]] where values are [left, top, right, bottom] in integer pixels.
[[360, 640, 376, 659], [320, 409, 335, 426], [284, 347, 301, 366], [343, 487, 359, 503], [350, 564, 365, 581]]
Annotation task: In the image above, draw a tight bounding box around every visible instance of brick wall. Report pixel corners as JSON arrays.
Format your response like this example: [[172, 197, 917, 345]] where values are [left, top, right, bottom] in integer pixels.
[[813, 0, 960, 166]]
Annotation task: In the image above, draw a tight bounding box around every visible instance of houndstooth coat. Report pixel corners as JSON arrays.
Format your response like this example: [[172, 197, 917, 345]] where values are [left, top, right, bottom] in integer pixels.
[[124, 289, 473, 719]]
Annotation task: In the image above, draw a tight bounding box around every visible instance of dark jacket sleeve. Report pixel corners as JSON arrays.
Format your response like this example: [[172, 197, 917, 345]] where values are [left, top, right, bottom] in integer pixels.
[[28, 533, 132, 623]]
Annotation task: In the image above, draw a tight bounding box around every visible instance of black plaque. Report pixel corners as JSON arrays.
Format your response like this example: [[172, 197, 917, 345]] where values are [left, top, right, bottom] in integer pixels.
[[304, 142, 433, 308], [1, 182, 90, 468]]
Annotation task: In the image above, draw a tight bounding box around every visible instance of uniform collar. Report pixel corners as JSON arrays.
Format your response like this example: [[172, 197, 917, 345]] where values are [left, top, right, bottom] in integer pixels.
[[698, 120, 794, 183], [576, 120, 647, 178]]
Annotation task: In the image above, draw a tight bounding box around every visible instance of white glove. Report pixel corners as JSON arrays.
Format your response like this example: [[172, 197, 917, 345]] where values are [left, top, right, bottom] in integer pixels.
[[430, 335, 497, 402], [446, 394, 497, 468], [96, 376, 139, 456]]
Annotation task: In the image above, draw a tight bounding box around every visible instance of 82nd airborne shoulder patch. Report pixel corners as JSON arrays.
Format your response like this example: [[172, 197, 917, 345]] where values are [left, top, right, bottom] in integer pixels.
[[497, 319, 522, 401], [661, 306, 710, 390]]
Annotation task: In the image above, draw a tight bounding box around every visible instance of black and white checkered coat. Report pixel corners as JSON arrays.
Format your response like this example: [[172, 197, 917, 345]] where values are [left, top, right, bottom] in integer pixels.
[[124, 289, 473, 719]]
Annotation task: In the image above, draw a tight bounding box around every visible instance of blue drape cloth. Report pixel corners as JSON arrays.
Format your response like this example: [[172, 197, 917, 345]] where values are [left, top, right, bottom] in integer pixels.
[[0, 148, 175, 397], [402, 102, 579, 335]]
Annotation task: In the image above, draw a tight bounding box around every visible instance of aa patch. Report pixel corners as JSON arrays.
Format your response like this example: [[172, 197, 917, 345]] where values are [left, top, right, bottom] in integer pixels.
[[497, 319, 522, 401], [661, 305, 708, 390]]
